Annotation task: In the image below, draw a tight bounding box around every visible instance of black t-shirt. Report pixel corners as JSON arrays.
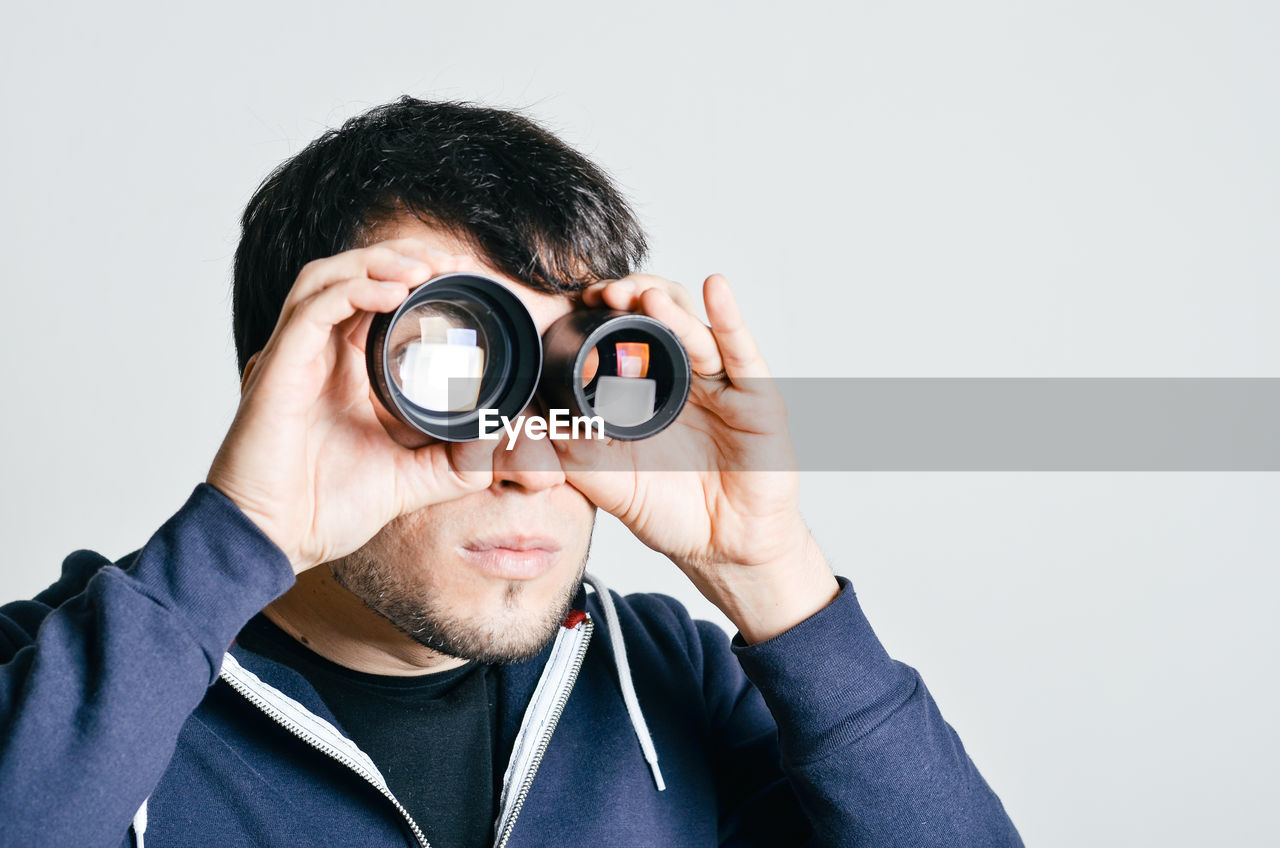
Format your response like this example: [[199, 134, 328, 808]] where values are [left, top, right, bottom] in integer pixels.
[[237, 615, 498, 848]]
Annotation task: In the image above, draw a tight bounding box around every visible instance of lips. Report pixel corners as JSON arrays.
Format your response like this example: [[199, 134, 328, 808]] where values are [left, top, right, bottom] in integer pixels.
[[458, 535, 562, 581]]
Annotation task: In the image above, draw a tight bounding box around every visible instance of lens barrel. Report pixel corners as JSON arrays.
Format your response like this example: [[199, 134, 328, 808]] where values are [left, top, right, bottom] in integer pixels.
[[367, 273, 542, 441], [540, 309, 692, 440], [368, 273, 691, 442]]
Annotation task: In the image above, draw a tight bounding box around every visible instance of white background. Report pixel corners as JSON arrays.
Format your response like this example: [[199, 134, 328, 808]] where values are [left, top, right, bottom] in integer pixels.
[[2, 2, 1277, 845]]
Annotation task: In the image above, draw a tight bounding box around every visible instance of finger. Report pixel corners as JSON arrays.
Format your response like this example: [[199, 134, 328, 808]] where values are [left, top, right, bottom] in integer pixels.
[[580, 278, 632, 308], [552, 432, 634, 480], [582, 274, 700, 315], [387, 239, 494, 287], [367, 383, 436, 449], [377, 236, 467, 264], [272, 277, 408, 370], [704, 274, 772, 382], [281, 240, 458, 316], [397, 437, 497, 512], [341, 309, 377, 351], [638, 287, 723, 378]]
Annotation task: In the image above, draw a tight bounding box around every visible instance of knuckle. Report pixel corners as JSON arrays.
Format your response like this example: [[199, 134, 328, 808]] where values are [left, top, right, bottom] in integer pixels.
[[389, 236, 431, 252], [336, 275, 370, 297], [630, 273, 665, 288], [294, 258, 324, 286], [294, 289, 325, 317], [302, 277, 354, 309], [366, 245, 402, 264]]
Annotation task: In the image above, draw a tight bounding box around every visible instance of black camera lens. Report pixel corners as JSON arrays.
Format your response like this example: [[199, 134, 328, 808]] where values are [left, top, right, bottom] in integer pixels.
[[540, 310, 692, 440], [367, 273, 541, 441]]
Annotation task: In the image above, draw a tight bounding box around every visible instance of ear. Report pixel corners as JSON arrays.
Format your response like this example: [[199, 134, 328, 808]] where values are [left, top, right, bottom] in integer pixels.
[[240, 352, 261, 395]]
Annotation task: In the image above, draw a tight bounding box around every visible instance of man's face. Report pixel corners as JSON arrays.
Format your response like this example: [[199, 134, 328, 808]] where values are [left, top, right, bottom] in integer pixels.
[[330, 215, 597, 663]]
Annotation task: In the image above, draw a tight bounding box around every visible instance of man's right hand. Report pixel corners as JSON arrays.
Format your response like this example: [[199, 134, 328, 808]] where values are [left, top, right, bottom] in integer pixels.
[[207, 239, 498, 573]]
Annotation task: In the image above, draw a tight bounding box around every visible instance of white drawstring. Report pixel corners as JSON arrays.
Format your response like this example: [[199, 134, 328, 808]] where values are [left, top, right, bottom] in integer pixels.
[[132, 796, 148, 848], [582, 573, 666, 792]]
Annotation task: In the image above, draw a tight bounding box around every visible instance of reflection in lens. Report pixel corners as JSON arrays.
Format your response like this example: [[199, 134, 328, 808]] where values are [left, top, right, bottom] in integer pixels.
[[588, 342, 655, 427], [388, 301, 488, 412], [580, 345, 599, 386]]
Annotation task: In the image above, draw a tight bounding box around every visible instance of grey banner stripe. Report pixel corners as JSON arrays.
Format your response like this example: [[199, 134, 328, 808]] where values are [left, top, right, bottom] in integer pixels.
[[783, 378, 1280, 471], [447, 378, 1280, 471]]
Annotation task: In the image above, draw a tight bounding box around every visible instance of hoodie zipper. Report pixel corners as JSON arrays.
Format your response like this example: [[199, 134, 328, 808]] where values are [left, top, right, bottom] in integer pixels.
[[218, 615, 593, 848], [493, 617, 594, 848], [219, 654, 432, 848]]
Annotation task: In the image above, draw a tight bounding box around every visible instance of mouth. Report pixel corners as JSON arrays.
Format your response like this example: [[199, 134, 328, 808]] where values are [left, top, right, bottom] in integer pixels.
[[458, 535, 562, 581]]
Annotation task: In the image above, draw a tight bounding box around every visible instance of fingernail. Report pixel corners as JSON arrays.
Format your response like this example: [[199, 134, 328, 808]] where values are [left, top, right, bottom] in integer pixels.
[[379, 281, 406, 288], [396, 253, 427, 267], [612, 280, 635, 294]]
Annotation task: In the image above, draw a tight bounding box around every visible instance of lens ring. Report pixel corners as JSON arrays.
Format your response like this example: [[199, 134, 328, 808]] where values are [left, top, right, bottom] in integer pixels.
[[540, 310, 691, 440], [368, 273, 541, 441]]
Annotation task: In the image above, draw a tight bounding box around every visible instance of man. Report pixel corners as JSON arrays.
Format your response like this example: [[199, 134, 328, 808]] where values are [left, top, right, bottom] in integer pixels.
[[0, 98, 1021, 847]]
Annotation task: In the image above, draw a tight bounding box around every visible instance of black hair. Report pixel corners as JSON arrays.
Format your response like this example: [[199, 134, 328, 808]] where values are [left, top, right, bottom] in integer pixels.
[[232, 97, 648, 373]]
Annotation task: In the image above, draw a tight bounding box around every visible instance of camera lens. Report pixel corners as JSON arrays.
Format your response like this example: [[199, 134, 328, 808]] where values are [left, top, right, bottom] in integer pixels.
[[368, 273, 541, 441], [541, 310, 691, 440]]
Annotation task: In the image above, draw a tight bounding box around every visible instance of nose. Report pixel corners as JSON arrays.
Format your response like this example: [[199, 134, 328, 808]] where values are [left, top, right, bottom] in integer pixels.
[[489, 403, 567, 493]]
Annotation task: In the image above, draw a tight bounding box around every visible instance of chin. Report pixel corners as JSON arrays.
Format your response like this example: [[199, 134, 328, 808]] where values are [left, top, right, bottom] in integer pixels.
[[331, 546, 588, 665]]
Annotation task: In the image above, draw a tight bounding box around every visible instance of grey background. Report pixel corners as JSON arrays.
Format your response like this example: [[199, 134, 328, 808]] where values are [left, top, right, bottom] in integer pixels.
[[2, 2, 1277, 845]]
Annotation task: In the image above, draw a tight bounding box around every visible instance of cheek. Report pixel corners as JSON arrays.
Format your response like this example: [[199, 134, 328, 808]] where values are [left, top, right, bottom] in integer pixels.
[[558, 486, 597, 524], [550, 490, 596, 540], [362, 508, 457, 581], [374, 490, 488, 549]]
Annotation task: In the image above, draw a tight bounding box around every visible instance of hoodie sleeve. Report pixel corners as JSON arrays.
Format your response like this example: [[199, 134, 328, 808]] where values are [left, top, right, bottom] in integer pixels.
[[722, 576, 1023, 847], [0, 484, 295, 848]]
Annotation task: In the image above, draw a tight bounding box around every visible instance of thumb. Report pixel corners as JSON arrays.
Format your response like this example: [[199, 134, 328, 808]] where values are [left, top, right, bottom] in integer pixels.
[[448, 436, 501, 481], [397, 437, 498, 512]]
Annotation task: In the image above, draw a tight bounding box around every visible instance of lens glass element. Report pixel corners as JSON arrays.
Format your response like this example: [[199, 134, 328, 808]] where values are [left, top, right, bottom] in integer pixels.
[[580, 335, 670, 428], [387, 299, 493, 412]]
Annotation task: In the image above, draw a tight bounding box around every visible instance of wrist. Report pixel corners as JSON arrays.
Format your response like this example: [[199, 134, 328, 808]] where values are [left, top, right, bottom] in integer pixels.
[[693, 529, 840, 645], [204, 472, 308, 573]]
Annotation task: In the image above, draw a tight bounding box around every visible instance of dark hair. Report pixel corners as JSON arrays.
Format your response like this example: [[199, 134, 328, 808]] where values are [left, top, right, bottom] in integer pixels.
[[232, 97, 648, 373]]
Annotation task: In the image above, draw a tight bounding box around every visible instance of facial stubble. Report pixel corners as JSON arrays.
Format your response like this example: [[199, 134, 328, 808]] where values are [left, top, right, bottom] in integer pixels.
[[329, 540, 592, 665]]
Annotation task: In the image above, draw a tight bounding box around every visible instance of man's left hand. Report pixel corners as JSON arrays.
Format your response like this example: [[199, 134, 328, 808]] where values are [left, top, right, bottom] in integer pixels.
[[556, 273, 840, 644]]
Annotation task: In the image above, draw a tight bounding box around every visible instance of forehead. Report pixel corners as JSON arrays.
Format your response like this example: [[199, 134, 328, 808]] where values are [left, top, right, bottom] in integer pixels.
[[369, 213, 576, 331]]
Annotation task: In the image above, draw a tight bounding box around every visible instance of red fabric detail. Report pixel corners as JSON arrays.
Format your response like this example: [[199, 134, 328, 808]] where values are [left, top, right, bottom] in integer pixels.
[[562, 609, 587, 629]]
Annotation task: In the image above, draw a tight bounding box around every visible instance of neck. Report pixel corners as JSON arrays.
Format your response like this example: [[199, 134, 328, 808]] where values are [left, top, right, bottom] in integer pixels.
[[263, 567, 468, 676]]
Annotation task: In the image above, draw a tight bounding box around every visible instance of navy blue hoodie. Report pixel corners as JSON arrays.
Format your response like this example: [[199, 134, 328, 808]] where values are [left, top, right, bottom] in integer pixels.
[[0, 485, 1021, 846]]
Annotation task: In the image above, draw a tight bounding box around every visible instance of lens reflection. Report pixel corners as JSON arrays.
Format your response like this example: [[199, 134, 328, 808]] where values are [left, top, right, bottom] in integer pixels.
[[388, 300, 489, 412], [581, 339, 659, 427]]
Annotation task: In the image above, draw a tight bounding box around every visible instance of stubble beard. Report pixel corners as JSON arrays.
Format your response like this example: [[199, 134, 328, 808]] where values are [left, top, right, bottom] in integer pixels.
[[329, 547, 591, 665]]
